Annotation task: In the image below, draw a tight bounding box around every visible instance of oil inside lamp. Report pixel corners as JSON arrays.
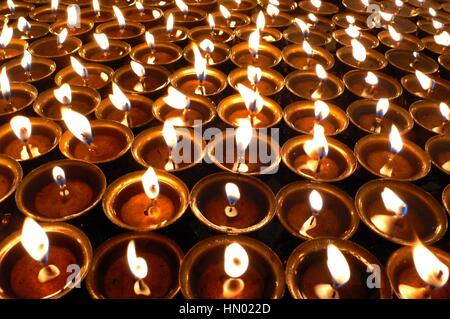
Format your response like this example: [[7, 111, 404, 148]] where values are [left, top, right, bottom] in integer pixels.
[[199, 39, 214, 65], [314, 244, 351, 299], [299, 190, 322, 238], [222, 242, 249, 298], [192, 44, 208, 95], [21, 218, 61, 284], [399, 242, 449, 299], [371, 98, 389, 133], [364, 71, 379, 97], [53, 83, 72, 109], [224, 182, 240, 218], [311, 64, 328, 99], [62, 108, 95, 156], [379, 125, 403, 177], [162, 121, 179, 170], [130, 60, 147, 92], [162, 85, 192, 126], [52, 165, 69, 198], [10, 115, 40, 159], [141, 166, 162, 217], [109, 83, 131, 127], [127, 239, 151, 296], [370, 187, 408, 234], [0, 24, 13, 58], [233, 119, 252, 173], [236, 83, 264, 127], [0, 67, 12, 111], [432, 102, 449, 133], [299, 123, 328, 174]]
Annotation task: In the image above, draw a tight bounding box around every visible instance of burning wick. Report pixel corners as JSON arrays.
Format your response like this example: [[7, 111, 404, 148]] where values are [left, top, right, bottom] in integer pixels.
[[300, 124, 328, 174], [94, 33, 110, 58], [224, 182, 240, 218], [380, 125, 403, 177], [371, 98, 389, 133], [199, 39, 215, 65], [233, 119, 252, 173], [248, 30, 260, 64], [109, 83, 132, 127], [311, 64, 327, 99], [192, 44, 207, 96], [432, 102, 449, 133], [0, 67, 14, 111], [127, 240, 151, 296], [409, 51, 420, 68], [314, 100, 329, 125], [21, 50, 32, 81], [0, 23, 13, 59], [365, 71, 378, 97], [299, 190, 322, 237], [130, 61, 146, 92], [70, 57, 89, 86], [247, 65, 262, 92], [415, 70, 435, 96], [93, 0, 100, 17], [62, 107, 96, 156], [113, 6, 126, 32], [10, 116, 39, 159], [318, 244, 350, 299], [21, 218, 61, 284], [17, 17, 31, 38], [303, 40, 314, 69], [236, 83, 263, 127], [373, 186, 409, 233], [56, 28, 68, 51], [163, 86, 191, 124], [223, 243, 249, 298], [145, 31, 156, 63], [162, 121, 178, 171], [176, 0, 189, 19], [52, 166, 69, 199], [142, 167, 160, 217]]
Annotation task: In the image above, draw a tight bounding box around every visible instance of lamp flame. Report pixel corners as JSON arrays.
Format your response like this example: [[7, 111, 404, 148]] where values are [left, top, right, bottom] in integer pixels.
[[176, 0, 189, 15], [166, 13, 174, 33], [225, 183, 240, 206], [389, 125, 403, 154], [163, 86, 190, 110], [380, 11, 393, 22], [303, 40, 314, 56], [70, 57, 88, 79], [315, 64, 327, 80], [163, 120, 178, 149], [311, 0, 321, 9], [224, 243, 249, 278], [56, 28, 68, 46], [7, 0, 15, 12], [208, 14, 215, 29], [93, 0, 100, 14], [415, 70, 433, 90], [17, 17, 31, 33], [247, 65, 262, 86], [361, 0, 369, 6], [256, 11, 265, 31], [376, 98, 389, 118], [395, 0, 403, 7], [51, 0, 58, 13], [53, 83, 72, 105], [136, 1, 144, 12], [109, 83, 131, 112], [295, 18, 309, 34], [237, 83, 264, 116], [142, 167, 159, 200], [365, 71, 378, 85], [21, 218, 49, 263], [381, 187, 408, 217], [432, 19, 443, 30], [67, 5, 80, 28], [351, 39, 366, 62], [0, 25, 13, 49], [0, 68, 10, 101], [52, 166, 66, 186], [219, 5, 231, 19], [314, 100, 329, 121], [434, 31, 450, 47], [327, 244, 351, 287], [345, 15, 355, 24], [308, 13, 318, 23], [62, 107, 93, 145], [304, 124, 328, 159], [388, 25, 403, 42], [235, 119, 253, 154], [266, 4, 279, 18], [127, 240, 148, 279], [309, 189, 323, 214], [345, 25, 360, 39], [10, 115, 31, 142], [130, 61, 146, 77], [413, 242, 449, 288], [439, 102, 449, 121], [21, 50, 32, 73], [193, 44, 207, 83], [248, 30, 260, 58], [112, 6, 126, 28], [199, 39, 214, 54], [145, 31, 155, 49], [429, 8, 437, 17], [94, 33, 109, 50]]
